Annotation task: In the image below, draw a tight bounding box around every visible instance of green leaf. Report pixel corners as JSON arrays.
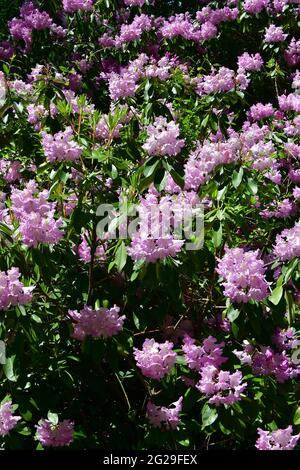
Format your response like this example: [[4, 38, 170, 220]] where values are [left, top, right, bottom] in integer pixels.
[[217, 187, 227, 201], [283, 258, 299, 284], [17, 427, 32, 436], [232, 167, 244, 188], [247, 178, 258, 195], [47, 412, 59, 426], [2, 64, 9, 75], [144, 79, 152, 102], [178, 439, 190, 447], [21, 410, 32, 421], [3, 356, 17, 382], [293, 406, 300, 425], [227, 305, 240, 322], [201, 114, 210, 128], [269, 285, 283, 305], [219, 421, 231, 435], [132, 312, 140, 329], [90, 149, 108, 162], [202, 403, 218, 428], [139, 174, 156, 192], [108, 261, 115, 273], [16, 305, 26, 317], [14, 102, 24, 113], [143, 159, 160, 178], [115, 242, 127, 272], [111, 164, 118, 179], [130, 271, 139, 282], [170, 168, 184, 189], [285, 291, 296, 325], [212, 223, 222, 248], [31, 314, 42, 323], [231, 322, 239, 338], [236, 90, 244, 99], [0, 222, 13, 243], [176, 356, 187, 365]]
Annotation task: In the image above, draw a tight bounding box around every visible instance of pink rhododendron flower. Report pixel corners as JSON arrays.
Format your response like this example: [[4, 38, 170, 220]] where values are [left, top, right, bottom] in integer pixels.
[[216, 247, 269, 302], [196, 365, 247, 405], [36, 419, 74, 447], [133, 339, 177, 379], [142, 117, 185, 156], [0, 268, 34, 311], [0, 401, 21, 436], [146, 397, 183, 430], [68, 305, 125, 340], [256, 426, 300, 450]]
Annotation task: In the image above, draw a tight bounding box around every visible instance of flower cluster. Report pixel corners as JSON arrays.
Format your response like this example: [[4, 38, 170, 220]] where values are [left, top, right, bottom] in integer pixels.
[[41, 127, 83, 162], [195, 67, 236, 96], [159, 8, 238, 44], [115, 14, 153, 47], [11, 180, 64, 247], [128, 235, 184, 263], [273, 222, 300, 261], [260, 198, 296, 219], [234, 342, 300, 383], [256, 427, 300, 450], [243, 0, 269, 14], [36, 419, 74, 447], [8, 2, 61, 51], [142, 117, 185, 157], [108, 72, 138, 101], [272, 327, 299, 351], [182, 335, 227, 372], [249, 103, 274, 121], [63, 0, 93, 13], [237, 52, 263, 72], [0, 401, 21, 436], [126, 190, 200, 263], [133, 339, 177, 379], [124, 0, 146, 6], [216, 247, 269, 303], [184, 140, 239, 191], [27, 104, 48, 130], [279, 93, 300, 113], [254, 348, 300, 383], [264, 25, 287, 43], [0, 268, 33, 311], [196, 365, 247, 406], [76, 232, 106, 264], [160, 13, 202, 42], [0, 160, 21, 183], [146, 397, 183, 430], [0, 41, 14, 61], [284, 37, 300, 66], [68, 305, 125, 340]]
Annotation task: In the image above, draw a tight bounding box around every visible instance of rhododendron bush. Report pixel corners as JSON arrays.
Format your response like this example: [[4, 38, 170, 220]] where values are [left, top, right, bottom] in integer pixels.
[[0, 0, 300, 451]]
